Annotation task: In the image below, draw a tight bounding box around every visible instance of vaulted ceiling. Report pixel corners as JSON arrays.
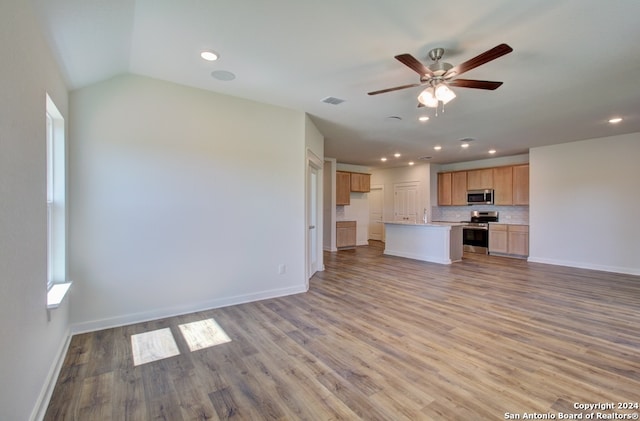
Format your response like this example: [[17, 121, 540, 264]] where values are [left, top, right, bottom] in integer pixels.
[[33, 0, 640, 167]]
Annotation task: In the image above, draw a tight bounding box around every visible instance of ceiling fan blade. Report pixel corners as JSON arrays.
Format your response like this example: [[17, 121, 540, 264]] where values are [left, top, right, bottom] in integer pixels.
[[368, 83, 422, 96], [445, 43, 513, 78], [448, 79, 504, 90], [395, 54, 434, 77]]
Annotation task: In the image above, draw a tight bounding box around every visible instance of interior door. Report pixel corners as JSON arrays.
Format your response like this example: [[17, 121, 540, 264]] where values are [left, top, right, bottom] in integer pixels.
[[394, 183, 419, 223], [368, 186, 384, 241]]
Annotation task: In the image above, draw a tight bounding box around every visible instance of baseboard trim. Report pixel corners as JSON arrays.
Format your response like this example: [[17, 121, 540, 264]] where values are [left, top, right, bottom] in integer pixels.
[[527, 256, 640, 276], [70, 284, 308, 335], [30, 328, 72, 421]]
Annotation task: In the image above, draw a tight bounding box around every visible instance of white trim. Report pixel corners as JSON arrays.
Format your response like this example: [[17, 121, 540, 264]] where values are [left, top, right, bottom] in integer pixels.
[[70, 285, 307, 335], [30, 329, 72, 421], [527, 256, 640, 276]]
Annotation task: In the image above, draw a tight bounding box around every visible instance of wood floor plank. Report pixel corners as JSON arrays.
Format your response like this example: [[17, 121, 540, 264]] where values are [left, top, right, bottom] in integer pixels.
[[45, 242, 640, 419]]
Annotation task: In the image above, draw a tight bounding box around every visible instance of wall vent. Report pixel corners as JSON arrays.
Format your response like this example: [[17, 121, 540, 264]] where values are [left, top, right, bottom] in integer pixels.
[[321, 96, 345, 105]]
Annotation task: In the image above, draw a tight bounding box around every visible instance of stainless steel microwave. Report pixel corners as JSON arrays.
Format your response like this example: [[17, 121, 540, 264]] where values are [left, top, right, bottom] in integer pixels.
[[467, 189, 494, 205]]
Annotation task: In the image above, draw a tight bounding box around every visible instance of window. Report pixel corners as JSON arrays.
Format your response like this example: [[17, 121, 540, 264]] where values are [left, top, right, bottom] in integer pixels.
[[46, 94, 69, 308]]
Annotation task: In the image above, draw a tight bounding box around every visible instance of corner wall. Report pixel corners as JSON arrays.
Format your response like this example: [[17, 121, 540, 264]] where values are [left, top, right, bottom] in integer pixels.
[[69, 74, 308, 331]]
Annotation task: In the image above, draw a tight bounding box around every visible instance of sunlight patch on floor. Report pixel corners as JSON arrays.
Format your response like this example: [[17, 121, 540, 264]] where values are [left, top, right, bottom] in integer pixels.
[[178, 318, 231, 352], [130, 328, 180, 366]]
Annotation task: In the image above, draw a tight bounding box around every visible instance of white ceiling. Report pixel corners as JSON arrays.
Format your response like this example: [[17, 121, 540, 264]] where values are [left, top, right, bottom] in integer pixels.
[[33, 0, 640, 167]]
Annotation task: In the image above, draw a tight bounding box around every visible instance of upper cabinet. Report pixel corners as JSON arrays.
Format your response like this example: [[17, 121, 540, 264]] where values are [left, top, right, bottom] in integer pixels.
[[438, 171, 467, 206], [467, 168, 493, 190], [451, 171, 468, 205], [336, 171, 371, 206], [336, 171, 351, 205], [350, 172, 371, 193], [512, 164, 529, 205], [437, 172, 452, 206], [437, 164, 529, 207], [493, 166, 513, 205]]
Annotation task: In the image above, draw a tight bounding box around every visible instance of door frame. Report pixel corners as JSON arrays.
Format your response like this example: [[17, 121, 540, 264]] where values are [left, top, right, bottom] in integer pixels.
[[368, 184, 385, 242], [306, 149, 324, 285]]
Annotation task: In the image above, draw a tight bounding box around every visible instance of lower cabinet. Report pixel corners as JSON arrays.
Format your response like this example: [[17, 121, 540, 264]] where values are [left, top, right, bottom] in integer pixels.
[[489, 224, 529, 257], [336, 221, 356, 249]]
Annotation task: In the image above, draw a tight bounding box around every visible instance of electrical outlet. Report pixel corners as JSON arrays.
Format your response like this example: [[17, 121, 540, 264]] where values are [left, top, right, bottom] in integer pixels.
[[278, 264, 286, 275]]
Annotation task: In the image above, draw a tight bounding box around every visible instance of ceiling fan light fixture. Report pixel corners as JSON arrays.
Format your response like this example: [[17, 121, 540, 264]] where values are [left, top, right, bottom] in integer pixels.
[[417, 87, 438, 108], [435, 83, 456, 104]]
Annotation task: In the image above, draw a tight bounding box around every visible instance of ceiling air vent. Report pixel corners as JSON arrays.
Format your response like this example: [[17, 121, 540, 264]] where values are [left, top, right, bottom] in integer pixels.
[[321, 96, 345, 105]]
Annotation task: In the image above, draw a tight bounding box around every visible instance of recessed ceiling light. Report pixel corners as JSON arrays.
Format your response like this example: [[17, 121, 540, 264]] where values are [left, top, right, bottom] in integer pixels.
[[419, 116, 429, 122], [408, 161, 415, 166], [394, 153, 401, 158], [381, 157, 387, 162], [488, 149, 497, 154], [608, 117, 623, 124], [434, 145, 442, 151], [200, 50, 219, 61], [461, 143, 470, 148]]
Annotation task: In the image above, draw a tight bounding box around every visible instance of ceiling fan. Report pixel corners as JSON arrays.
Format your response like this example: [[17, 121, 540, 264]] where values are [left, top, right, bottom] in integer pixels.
[[368, 43, 513, 108]]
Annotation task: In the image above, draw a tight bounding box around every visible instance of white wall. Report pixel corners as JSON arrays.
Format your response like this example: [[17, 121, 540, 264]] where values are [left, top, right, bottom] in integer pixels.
[[305, 114, 325, 276], [69, 74, 309, 331], [323, 159, 337, 251], [371, 163, 431, 224], [0, 2, 70, 420], [529, 133, 640, 275]]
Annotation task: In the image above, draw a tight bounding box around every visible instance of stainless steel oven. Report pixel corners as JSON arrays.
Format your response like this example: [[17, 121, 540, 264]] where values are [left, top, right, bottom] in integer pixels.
[[462, 211, 498, 254]]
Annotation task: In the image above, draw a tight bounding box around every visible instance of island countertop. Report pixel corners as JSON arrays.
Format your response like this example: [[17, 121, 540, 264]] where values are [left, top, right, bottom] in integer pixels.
[[383, 221, 464, 264], [383, 221, 467, 227]]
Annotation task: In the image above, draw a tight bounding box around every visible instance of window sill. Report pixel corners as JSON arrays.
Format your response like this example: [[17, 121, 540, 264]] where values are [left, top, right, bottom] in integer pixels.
[[47, 282, 72, 310]]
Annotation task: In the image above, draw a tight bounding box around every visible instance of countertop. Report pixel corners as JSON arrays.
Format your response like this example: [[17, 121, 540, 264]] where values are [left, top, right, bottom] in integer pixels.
[[383, 221, 466, 227]]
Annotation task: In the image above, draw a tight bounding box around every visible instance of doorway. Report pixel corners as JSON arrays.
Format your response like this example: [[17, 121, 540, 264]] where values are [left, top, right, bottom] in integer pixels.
[[368, 185, 384, 241], [306, 150, 323, 284]]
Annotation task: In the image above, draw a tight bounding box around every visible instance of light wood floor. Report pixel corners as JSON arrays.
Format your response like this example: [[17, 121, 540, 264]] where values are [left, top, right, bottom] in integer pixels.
[[45, 242, 640, 420]]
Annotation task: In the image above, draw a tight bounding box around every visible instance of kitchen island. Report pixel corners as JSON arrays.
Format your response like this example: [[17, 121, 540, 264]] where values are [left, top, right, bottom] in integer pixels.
[[383, 221, 465, 264]]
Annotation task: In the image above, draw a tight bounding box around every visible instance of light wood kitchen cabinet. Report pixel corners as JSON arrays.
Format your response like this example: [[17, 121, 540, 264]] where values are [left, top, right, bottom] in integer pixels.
[[336, 221, 356, 249], [350, 172, 371, 192], [336, 171, 351, 206], [451, 171, 468, 205], [438, 172, 452, 205], [467, 168, 493, 190], [438, 171, 467, 206], [488, 224, 508, 254], [508, 224, 529, 256], [493, 166, 513, 205], [513, 164, 530, 205], [489, 223, 529, 257]]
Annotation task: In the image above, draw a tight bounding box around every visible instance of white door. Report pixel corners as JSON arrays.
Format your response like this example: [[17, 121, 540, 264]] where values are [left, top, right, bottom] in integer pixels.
[[394, 183, 419, 223], [368, 186, 384, 241]]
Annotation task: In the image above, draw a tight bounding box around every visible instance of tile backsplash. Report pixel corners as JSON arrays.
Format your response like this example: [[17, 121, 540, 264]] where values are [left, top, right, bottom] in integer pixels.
[[431, 205, 529, 224]]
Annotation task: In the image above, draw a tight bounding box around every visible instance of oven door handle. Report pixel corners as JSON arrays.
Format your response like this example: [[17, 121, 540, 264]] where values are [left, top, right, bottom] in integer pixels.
[[463, 226, 489, 231]]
